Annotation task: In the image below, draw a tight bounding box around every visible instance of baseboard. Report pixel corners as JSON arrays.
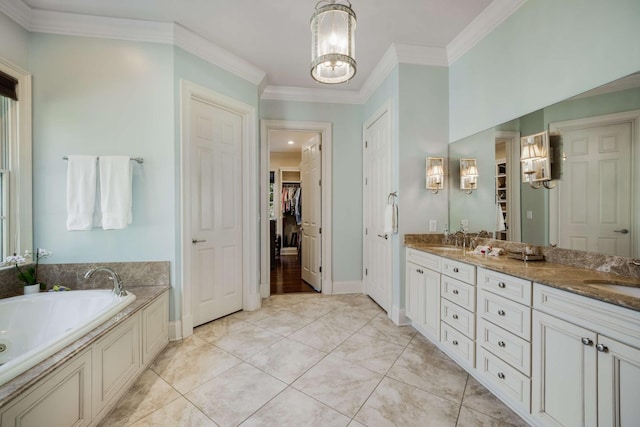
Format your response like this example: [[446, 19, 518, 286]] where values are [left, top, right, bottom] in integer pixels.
[[332, 280, 363, 294], [390, 305, 411, 326], [169, 320, 182, 341]]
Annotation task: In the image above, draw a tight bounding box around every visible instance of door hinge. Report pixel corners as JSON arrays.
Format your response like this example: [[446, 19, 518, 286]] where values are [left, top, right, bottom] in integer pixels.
[[365, 268, 368, 275], [365, 228, 368, 235], [365, 177, 368, 185], [365, 141, 368, 148], [318, 179, 321, 186], [319, 144, 322, 151], [319, 266, 322, 273], [319, 227, 322, 234]]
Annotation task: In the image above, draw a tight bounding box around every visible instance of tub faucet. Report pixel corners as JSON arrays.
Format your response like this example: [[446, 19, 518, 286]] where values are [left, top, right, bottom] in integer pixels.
[[84, 267, 128, 297]]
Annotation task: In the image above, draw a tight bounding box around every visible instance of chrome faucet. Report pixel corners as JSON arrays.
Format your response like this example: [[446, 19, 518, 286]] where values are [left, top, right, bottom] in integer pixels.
[[84, 267, 128, 297]]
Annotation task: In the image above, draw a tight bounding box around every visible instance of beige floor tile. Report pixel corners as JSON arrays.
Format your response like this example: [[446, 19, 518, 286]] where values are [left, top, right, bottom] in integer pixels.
[[289, 318, 354, 352], [194, 316, 250, 342], [129, 397, 218, 427], [151, 344, 241, 394], [331, 332, 405, 375], [293, 355, 383, 417], [98, 369, 180, 426], [149, 334, 210, 368], [322, 307, 379, 332], [287, 299, 339, 319], [461, 376, 529, 426], [358, 313, 417, 346], [208, 322, 283, 360], [186, 363, 287, 427], [240, 387, 351, 427], [229, 306, 280, 323], [355, 377, 459, 427], [456, 406, 523, 427], [347, 421, 367, 427], [247, 338, 327, 383], [255, 309, 316, 336], [387, 344, 468, 403]]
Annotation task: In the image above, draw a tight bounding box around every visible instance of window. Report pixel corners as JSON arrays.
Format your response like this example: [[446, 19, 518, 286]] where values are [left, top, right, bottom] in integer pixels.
[[0, 59, 32, 262]]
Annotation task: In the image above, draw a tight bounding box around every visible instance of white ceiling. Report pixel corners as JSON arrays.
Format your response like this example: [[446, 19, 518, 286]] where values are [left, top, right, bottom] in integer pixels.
[[21, 0, 494, 91], [269, 130, 318, 153]]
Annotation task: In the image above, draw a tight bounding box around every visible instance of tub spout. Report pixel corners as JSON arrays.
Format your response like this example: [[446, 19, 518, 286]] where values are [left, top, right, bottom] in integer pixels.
[[84, 267, 128, 297]]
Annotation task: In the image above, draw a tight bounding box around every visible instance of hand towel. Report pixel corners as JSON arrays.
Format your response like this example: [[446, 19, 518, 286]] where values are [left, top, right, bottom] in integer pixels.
[[99, 156, 132, 230], [384, 203, 397, 234], [496, 206, 506, 231], [66, 155, 97, 231]]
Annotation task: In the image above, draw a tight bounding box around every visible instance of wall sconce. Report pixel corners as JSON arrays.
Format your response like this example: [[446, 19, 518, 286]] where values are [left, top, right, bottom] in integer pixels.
[[426, 157, 444, 194], [460, 158, 478, 194], [521, 131, 555, 189]]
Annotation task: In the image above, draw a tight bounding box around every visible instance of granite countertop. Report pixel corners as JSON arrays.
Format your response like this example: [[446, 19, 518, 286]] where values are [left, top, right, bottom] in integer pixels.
[[406, 243, 640, 312], [0, 285, 170, 409]]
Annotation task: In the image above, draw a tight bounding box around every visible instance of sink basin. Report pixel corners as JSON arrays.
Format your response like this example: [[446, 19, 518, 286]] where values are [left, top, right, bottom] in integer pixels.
[[587, 284, 640, 298]]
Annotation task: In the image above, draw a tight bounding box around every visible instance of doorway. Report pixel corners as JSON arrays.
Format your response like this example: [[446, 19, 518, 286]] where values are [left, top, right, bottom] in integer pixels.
[[260, 120, 333, 298]]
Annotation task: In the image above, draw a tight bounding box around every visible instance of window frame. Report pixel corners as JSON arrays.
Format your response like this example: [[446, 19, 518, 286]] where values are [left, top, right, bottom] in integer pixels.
[[0, 57, 32, 262]]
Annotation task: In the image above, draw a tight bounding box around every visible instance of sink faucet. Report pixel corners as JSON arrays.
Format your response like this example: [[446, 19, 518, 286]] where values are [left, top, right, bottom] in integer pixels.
[[84, 267, 128, 297]]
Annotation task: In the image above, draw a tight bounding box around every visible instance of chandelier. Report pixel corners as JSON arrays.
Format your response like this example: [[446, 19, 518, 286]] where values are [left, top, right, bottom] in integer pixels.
[[310, 0, 357, 84]]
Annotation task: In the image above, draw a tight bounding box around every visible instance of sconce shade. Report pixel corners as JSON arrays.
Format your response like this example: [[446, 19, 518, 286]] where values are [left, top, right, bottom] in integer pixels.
[[460, 158, 479, 194], [310, 0, 357, 84], [521, 142, 544, 161], [426, 157, 444, 193]]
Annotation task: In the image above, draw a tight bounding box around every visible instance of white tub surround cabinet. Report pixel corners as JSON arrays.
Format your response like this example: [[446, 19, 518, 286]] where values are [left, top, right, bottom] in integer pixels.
[[0, 290, 169, 427], [532, 284, 640, 427]]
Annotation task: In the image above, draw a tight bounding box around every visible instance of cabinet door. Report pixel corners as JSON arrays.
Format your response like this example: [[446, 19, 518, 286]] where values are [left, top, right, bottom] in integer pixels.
[[421, 267, 441, 340], [405, 262, 424, 324], [142, 291, 169, 366], [532, 310, 597, 427], [597, 335, 640, 426]]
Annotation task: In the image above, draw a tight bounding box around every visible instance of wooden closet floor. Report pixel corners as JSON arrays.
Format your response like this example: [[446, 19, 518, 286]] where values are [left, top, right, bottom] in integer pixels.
[[270, 255, 316, 294]]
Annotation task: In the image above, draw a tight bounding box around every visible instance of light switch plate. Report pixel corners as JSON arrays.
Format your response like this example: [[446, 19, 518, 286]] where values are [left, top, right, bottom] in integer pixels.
[[429, 220, 437, 232], [527, 211, 533, 219]]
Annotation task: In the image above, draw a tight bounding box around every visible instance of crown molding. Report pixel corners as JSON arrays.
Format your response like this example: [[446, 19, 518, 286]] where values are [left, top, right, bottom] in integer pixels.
[[173, 25, 265, 86], [0, 0, 31, 29], [261, 85, 363, 105], [395, 44, 448, 67], [30, 9, 174, 44], [446, 0, 527, 65]]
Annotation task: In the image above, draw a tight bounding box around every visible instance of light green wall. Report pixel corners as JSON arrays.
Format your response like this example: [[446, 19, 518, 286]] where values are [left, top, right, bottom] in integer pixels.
[[260, 99, 363, 283], [450, 0, 640, 142], [0, 11, 29, 69]]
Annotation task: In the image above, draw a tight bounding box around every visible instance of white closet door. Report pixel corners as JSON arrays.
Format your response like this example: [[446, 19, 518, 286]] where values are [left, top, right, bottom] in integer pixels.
[[301, 134, 322, 291]]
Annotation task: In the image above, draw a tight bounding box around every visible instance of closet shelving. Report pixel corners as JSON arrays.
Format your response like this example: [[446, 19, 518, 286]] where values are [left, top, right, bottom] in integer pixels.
[[278, 167, 301, 256], [495, 159, 507, 240]]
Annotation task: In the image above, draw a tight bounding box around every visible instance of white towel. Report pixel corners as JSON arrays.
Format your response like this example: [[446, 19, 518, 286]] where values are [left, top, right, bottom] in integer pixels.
[[66, 155, 97, 231], [99, 156, 132, 230], [497, 206, 506, 231], [384, 203, 397, 234]]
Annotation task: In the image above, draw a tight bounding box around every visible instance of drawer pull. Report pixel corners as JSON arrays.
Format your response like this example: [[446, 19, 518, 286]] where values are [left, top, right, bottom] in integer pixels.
[[452, 340, 459, 346], [596, 344, 609, 353], [498, 341, 506, 347], [497, 372, 505, 380], [452, 314, 459, 320], [498, 282, 506, 288], [452, 289, 459, 295], [497, 309, 506, 316], [581, 337, 593, 346], [453, 267, 459, 273]]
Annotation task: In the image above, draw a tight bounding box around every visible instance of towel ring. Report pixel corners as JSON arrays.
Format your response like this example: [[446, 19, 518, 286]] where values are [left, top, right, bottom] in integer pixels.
[[387, 191, 397, 204]]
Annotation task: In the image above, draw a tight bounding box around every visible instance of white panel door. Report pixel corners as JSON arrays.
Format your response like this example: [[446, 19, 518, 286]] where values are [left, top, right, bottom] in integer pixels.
[[559, 123, 632, 256], [363, 109, 392, 312], [191, 99, 243, 327], [301, 134, 322, 291]]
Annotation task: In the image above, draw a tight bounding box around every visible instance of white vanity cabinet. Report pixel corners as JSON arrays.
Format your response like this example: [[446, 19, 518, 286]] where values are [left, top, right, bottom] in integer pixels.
[[476, 268, 532, 413], [440, 260, 476, 369], [406, 248, 441, 341], [532, 284, 640, 427]]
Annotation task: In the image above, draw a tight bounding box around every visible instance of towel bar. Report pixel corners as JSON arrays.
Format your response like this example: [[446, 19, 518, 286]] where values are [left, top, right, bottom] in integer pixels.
[[63, 156, 144, 164]]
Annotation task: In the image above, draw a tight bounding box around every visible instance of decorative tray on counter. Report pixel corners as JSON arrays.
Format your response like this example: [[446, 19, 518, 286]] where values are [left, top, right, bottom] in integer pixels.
[[507, 251, 545, 262]]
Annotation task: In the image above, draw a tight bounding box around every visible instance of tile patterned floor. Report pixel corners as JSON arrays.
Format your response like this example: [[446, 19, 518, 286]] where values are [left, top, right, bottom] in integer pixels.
[[100, 293, 530, 427]]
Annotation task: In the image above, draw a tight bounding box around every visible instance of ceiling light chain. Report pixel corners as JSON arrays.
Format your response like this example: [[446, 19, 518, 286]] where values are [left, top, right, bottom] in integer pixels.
[[310, 0, 357, 84]]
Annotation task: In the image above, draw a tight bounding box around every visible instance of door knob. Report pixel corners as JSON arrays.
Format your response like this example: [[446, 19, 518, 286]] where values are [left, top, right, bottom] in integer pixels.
[[192, 239, 206, 244], [378, 234, 388, 240], [614, 229, 629, 234]]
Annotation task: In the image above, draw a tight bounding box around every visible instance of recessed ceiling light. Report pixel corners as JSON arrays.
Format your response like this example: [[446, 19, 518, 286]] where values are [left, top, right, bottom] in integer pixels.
[[288, 140, 295, 145]]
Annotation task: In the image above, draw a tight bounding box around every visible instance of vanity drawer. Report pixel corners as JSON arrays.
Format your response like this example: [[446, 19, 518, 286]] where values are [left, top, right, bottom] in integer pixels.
[[441, 299, 475, 339], [440, 322, 475, 368], [441, 276, 475, 312], [477, 347, 531, 411], [479, 290, 531, 341], [478, 317, 531, 376], [406, 248, 441, 271], [478, 268, 532, 306], [441, 258, 475, 285]]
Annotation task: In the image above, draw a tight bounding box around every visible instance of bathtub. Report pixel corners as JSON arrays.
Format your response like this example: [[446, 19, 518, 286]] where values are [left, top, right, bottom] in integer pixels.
[[0, 289, 136, 386]]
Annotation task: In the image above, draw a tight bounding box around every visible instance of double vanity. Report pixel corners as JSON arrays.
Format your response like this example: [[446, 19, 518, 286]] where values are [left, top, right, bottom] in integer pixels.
[[405, 238, 640, 427]]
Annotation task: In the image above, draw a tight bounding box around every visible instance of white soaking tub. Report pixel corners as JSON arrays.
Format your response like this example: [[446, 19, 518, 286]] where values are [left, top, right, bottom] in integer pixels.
[[0, 289, 136, 386]]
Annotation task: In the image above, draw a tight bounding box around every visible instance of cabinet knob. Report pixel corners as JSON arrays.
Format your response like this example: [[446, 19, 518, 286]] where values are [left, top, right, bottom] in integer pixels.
[[498, 341, 506, 347], [453, 267, 459, 273], [596, 344, 609, 353], [452, 314, 459, 320], [452, 340, 458, 346], [498, 282, 506, 288], [497, 372, 505, 379], [581, 337, 593, 346], [497, 309, 506, 316], [452, 289, 459, 295]]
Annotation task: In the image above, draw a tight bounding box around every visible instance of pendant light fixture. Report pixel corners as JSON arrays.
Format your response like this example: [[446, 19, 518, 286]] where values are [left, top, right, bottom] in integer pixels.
[[310, 0, 357, 84]]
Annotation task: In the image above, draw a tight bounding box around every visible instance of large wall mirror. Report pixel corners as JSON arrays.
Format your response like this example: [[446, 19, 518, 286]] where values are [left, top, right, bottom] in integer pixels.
[[449, 71, 640, 259]]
